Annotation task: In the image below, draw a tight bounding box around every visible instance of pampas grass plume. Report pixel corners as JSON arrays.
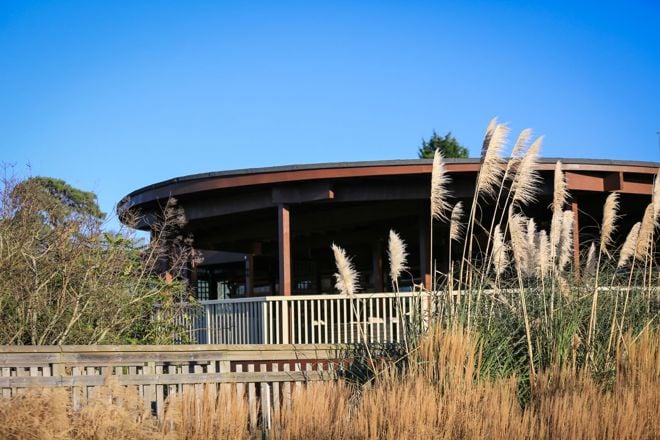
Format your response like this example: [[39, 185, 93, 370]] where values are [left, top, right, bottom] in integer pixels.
[[431, 149, 451, 220], [511, 128, 533, 159], [511, 136, 542, 206], [553, 161, 568, 213], [508, 211, 530, 276], [618, 222, 641, 268], [585, 242, 597, 275], [388, 229, 408, 284], [550, 161, 568, 256], [481, 117, 498, 154], [635, 204, 655, 261], [558, 210, 574, 271], [492, 224, 509, 276], [536, 230, 550, 278], [477, 123, 508, 199], [331, 243, 359, 295], [600, 192, 619, 255], [449, 202, 465, 242]]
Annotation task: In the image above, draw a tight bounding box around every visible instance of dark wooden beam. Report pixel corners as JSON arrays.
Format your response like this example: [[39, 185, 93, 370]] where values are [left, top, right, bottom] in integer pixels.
[[278, 204, 292, 296], [603, 172, 623, 191], [272, 182, 334, 204]]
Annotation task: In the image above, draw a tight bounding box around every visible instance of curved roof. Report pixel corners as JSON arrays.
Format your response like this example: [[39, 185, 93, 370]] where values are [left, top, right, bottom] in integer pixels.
[[121, 158, 660, 211]]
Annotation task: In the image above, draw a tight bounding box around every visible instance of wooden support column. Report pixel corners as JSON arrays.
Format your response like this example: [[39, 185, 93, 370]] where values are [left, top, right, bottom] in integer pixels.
[[372, 239, 384, 292], [419, 213, 432, 289], [572, 201, 580, 278], [245, 254, 254, 297], [278, 204, 292, 296]]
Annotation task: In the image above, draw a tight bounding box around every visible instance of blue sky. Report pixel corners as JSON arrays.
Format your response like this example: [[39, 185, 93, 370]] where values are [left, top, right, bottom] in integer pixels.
[[1, 1, 659, 229]]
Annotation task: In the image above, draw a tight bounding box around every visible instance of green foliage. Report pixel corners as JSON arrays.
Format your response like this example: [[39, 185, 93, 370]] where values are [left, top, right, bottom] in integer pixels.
[[26, 176, 105, 219], [417, 131, 469, 159], [0, 171, 194, 345]]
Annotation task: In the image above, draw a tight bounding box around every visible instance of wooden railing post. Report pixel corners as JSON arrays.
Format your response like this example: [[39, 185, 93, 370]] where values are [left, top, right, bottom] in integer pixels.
[[205, 305, 212, 344], [281, 299, 290, 344]]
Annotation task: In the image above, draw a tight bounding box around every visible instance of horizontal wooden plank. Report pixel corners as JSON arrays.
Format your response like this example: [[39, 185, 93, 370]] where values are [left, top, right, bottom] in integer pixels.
[[0, 344, 339, 354], [0, 370, 334, 388], [0, 353, 61, 366]]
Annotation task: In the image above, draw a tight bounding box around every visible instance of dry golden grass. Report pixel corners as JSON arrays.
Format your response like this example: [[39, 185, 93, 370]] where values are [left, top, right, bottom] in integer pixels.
[[161, 385, 249, 439], [272, 326, 659, 439], [0, 378, 156, 440], [0, 327, 657, 439]]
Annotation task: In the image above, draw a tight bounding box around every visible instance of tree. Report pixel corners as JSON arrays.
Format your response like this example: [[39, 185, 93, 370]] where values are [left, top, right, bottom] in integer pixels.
[[0, 169, 196, 345], [417, 131, 469, 159], [28, 176, 106, 220]]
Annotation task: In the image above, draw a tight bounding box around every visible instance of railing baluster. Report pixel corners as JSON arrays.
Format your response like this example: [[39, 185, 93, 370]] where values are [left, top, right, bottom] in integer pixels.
[[323, 298, 328, 344]]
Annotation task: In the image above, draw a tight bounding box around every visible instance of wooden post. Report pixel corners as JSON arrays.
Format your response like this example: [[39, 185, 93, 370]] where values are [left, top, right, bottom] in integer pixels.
[[372, 239, 384, 292], [572, 201, 580, 278], [419, 214, 431, 289], [278, 204, 292, 296], [245, 254, 254, 297]]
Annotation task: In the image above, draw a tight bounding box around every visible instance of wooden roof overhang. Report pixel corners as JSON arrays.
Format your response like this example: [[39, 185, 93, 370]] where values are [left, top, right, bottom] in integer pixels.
[[119, 158, 659, 294], [120, 158, 659, 231]]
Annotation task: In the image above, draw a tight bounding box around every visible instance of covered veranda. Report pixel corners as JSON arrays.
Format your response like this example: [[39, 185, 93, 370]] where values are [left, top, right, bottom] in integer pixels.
[[121, 158, 659, 344]]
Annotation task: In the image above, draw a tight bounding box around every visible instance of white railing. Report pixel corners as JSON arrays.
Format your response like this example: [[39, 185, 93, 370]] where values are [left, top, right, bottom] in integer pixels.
[[178, 292, 431, 345]]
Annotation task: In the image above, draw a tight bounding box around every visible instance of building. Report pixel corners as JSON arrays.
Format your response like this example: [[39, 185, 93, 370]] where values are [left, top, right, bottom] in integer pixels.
[[119, 158, 659, 344]]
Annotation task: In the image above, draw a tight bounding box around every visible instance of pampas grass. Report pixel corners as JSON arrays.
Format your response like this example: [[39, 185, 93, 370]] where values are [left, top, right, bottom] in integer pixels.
[[508, 211, 531, 276], [552, 161, 569, 213], [550, 161, 568, 258], [635, 204, 655, 262], [558, 210, 574, 272], [481, 117, 498, 155], [388, 229, 408, 287], [331, 243, 359, 296], [536, 230, 551, 279], [491, 224, 508, 276], [587, 192, 620, 353], [585, 242, 597, 276], [476, 123, 509, 200], [430, 149, 451, 221], [617, 222, 641, 268], [510, 128, 533, 161], [450, 202, 465, 242], [526, 218, 537, 275], [600, 192, 620, 255], [510, 136, 543, 206]]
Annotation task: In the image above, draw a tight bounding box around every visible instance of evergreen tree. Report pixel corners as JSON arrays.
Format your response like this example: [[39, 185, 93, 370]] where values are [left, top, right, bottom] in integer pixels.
[[417, 131, 469, 159]]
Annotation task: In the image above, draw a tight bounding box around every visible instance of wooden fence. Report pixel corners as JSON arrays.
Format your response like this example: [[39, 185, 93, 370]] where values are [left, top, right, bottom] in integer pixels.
[[0, 344, 344, 428]]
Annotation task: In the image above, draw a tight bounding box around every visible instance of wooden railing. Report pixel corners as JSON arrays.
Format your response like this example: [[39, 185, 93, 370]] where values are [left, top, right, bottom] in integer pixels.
[[179, 292, 430, 344], [0, 344, 341, 427]]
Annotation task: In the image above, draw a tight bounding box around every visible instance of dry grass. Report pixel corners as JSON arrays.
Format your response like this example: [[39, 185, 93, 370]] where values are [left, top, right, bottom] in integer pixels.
[[273, 326, 659, 439], [162, 385, 249, 439], [0, 327, 657, 439], [0, 378, 157, 440]]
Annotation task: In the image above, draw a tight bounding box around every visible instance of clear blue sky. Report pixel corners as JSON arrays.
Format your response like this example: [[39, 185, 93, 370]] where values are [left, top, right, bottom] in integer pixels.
[[1, 1, 659, 229]]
